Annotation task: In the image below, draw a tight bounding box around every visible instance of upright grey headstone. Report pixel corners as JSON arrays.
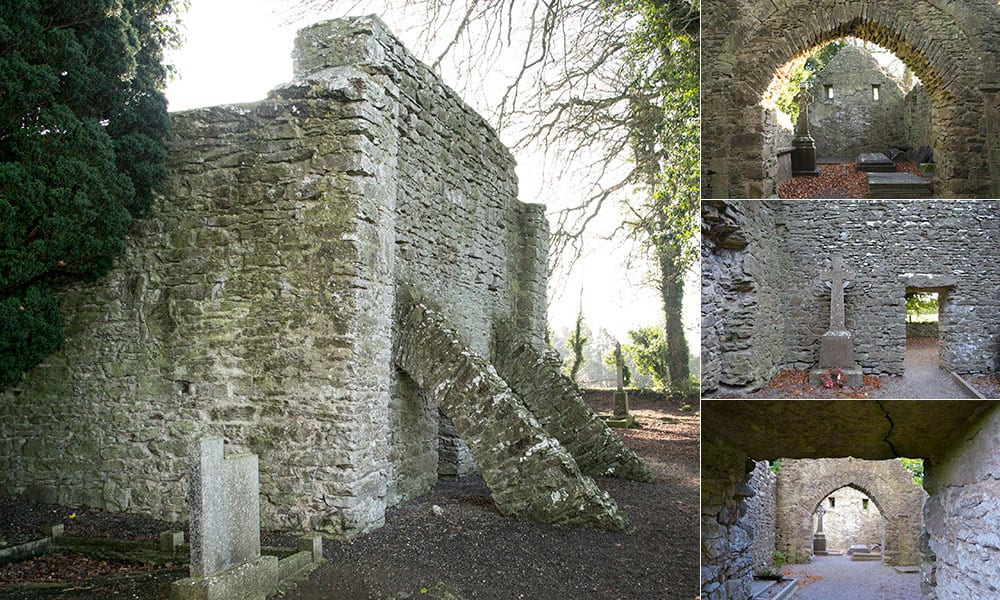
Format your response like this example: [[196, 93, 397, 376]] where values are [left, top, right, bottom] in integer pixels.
[[189, 437, 260, 577]]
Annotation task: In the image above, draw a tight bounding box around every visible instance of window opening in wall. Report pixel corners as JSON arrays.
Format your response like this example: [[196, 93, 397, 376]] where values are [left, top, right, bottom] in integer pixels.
[[829, 496, 835, 508], [863, 498, 869, 510], [872, 84, 881, 101], [823, 84, 834, 101], [904, 289, 943, 373]]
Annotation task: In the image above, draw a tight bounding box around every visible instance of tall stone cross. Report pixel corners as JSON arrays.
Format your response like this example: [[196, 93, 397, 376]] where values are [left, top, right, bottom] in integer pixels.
[[820, 254, 853, 332], [815, 504, 826, 534], [794, 83, 813, 137], [614, 342, 625, 393]]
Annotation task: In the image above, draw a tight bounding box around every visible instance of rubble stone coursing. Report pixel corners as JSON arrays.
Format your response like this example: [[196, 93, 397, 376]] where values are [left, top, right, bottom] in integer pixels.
[[819, 486, 885, 552], [701, 437, 756, 600], [702, 0, 1000, 197], [806, 45, 908, 159], [0, 16, 562, 537], [775, 458, 925, 566], [745, 462, 777, 575], [394, 301, 628, 530], [922, 403, 1000, 599], [702, 200, 1000, 394]]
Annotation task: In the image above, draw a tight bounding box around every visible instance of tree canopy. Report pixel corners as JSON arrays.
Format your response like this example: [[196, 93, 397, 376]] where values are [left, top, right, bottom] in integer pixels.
[[0, 0, 179, 389]]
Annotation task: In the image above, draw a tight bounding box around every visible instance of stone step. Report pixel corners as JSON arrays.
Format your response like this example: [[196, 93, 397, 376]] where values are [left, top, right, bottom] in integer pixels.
[[866, 172, 932, 198], [394, 301, 628, 531]]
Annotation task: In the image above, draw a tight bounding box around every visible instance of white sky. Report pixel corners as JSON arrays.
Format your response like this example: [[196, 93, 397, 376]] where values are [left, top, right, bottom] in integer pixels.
[[163, 1, 699, 351]]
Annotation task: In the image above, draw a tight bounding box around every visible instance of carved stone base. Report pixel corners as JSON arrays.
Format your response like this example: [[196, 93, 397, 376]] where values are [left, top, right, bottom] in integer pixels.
[[792, 137, 821, 176], [809, 366, 863, 388]]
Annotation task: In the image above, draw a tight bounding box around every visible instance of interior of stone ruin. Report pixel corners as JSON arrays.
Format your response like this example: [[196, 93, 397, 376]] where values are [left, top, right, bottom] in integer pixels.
[[702, 399, 1000, 600], [702, 0, 1000, 198]]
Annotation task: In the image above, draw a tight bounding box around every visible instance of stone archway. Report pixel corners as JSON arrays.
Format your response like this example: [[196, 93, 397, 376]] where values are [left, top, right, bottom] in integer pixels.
[[703, 0, 1000, 197], [775, 458, 926, 566]]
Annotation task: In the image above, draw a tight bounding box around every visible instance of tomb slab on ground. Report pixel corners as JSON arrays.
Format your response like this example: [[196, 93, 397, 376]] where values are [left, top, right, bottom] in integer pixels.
[[866, 172, 932, 198], [857, 153, 895, 172]]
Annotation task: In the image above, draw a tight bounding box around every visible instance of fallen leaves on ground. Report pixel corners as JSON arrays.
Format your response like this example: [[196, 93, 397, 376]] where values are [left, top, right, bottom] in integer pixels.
[[0, 551, 160, 585], [968, 374, 1000, 399], [714, 369, 883, 399], [778, 160, 932, 198]]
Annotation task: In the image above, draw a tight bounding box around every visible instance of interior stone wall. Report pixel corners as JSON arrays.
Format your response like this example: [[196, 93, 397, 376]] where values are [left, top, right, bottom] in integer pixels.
[[775, 458, 926, 566], [701, 436, 755, 600], [818, 486, 885, 551], [806, 45, 907, 159], [702, 0, 1000, 197], [702, 200, 1000, 394], [923, 403, 1000, 599], [903, 85, 934, 154], [745, 462, 777, 574], [0, 16, 547, 538]]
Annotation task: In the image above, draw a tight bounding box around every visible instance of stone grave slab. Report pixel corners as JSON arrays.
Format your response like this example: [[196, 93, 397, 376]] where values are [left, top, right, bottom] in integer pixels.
[[856, 152, 895, 172], [847, 544, 870, 555], [867, 172, 932, 198], [851, 552, 883, 561]]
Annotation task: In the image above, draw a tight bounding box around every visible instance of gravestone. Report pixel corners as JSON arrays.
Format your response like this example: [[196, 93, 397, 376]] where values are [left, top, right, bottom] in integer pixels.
[[791, 83, 821, 176], [856, 153, 895, 172], [172, 438, 278, 600], [866, 172, 933, 197], [813, 505, 828, 554], [808, 255, 863, 388], [605, 342, 638, 429]]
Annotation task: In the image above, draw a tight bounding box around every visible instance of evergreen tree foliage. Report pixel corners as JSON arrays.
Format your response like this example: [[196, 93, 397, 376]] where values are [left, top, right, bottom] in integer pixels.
[[0, 0, 178, 389]]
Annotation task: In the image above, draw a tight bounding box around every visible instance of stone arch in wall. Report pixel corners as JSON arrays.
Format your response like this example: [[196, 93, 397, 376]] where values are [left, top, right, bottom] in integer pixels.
[[775, 458, 926, 566], [703, 0, 1000, 197]]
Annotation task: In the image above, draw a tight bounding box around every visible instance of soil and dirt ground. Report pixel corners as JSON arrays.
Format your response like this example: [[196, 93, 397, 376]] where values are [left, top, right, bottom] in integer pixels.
[[778, 160, 931, 198], [0, 391, 699, 600]]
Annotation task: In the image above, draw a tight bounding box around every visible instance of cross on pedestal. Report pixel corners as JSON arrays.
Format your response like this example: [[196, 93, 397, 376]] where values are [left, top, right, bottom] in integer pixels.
[[815, 504, 826, 534], [820, 254, 853, 332]]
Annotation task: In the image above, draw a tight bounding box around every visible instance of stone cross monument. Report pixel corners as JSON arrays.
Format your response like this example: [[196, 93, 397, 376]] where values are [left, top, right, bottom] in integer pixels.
[[604, 342, 637, 428], [813, 504, 828, 554], [809, 254, 863, 388], [791, 83, 821, 176]]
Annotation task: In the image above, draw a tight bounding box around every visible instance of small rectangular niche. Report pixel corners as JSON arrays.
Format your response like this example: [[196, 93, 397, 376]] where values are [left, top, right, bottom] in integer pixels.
[[872, 84, 881, 101]]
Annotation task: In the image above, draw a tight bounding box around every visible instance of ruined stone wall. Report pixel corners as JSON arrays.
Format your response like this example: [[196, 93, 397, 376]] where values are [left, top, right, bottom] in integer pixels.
[[745, 462, 777, 574], [819, 487, 885, 551], [807, 45, 907, 159], [702, 0, 1000, 197], [903, 85, 934, 154], [701, 436, 755, 600], [922, 403, 1000, 599], [780, 200, 1000, 376], [775, 458, 925, 566], [701, 201, 787, 393], [0, 16, 547, 538], [702, 200, 1000, 394]]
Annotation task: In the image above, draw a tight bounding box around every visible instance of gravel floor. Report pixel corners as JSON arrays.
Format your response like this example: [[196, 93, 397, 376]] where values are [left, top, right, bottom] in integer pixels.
[[869, 338, 973, 399], [782, 555, 921, 600]]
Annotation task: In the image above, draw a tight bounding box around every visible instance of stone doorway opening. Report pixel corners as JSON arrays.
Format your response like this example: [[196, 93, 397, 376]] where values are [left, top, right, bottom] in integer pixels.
[[701, 0, 1000, 198], [905, 289, 942, 372], [812, 486, 886, 559]]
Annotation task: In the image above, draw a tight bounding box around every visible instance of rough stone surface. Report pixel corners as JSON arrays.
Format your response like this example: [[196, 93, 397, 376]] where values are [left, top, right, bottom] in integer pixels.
[[807, 45, 908, 160], [702, 200, 1000, 394], [745, 462, 776, 575], [491, 324, 652, 482], [775, 458, 925, 566], [702, 0, 1000, 197], [0, 16, 547, 538], [394, 301, 628, 531], [702, 400, 1000, 600], [819, 487, 885, 552]]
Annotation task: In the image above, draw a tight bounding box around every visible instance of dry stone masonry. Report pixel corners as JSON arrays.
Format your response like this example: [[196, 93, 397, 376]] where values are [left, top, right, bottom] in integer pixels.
[[0, 16, 646, 537], [702, 0, 1000, 197], [775, 458, 925, 567], [702, 200, 1000, 395]]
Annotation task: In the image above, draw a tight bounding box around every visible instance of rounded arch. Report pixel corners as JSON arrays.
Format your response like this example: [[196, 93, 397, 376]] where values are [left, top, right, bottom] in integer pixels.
[[703, 0, 1000, 197], [774, 458, 926, 566]]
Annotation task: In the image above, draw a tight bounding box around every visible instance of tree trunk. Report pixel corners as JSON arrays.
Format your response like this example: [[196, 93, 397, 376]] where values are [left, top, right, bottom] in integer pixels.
[[660, 246, 690, 387]]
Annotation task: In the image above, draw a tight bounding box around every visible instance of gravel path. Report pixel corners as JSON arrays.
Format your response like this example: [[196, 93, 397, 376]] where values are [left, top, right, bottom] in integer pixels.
[[869, 338, 973, 399], [782, 555, 921, 600]]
